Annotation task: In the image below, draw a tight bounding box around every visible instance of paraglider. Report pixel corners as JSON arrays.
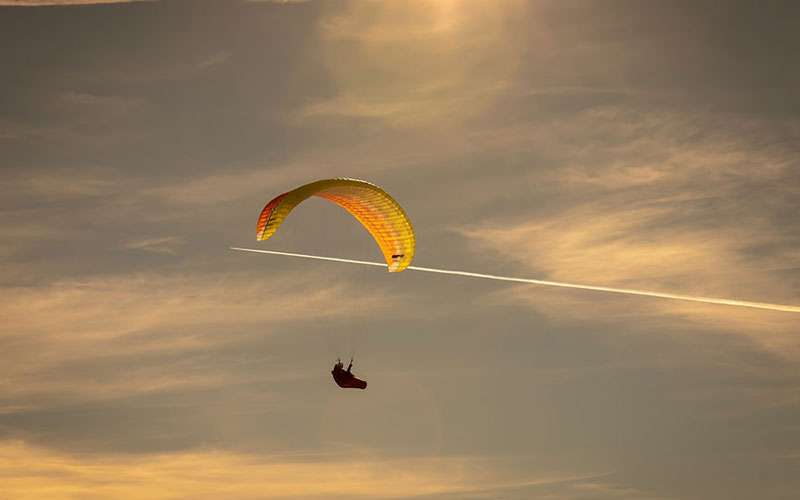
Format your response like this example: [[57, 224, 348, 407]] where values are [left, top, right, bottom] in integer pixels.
[[255, 178, 412, 390], [331, 358, 367, 389], [256, 178, 415, 272]]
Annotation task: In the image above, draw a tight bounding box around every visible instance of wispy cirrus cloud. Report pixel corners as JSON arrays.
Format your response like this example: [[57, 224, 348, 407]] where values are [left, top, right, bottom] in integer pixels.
[[0, 0, 153, 5], [3, 169, 121, 202], [0, 270, 397, 409], [455, 105, 800, 355], [294, 1, 527, 129], [246, 0, 313, 4], [0, 440, 610, 500], [123, 235, 184, 255]]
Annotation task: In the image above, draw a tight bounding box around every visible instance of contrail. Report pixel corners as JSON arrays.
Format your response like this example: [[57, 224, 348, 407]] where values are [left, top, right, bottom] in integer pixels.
[[229, 247, 800, 313]]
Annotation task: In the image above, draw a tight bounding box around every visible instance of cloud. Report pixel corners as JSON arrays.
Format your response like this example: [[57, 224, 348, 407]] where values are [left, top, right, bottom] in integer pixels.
[[138, 140, 447, 208], [0, 440, 608, 500], [0, 119, 42, 142], [246, 0, 312, 3], [454, 105, 800, 355], [294, 1, 527, 129], [141, 162, 319, 207], [460, 208, 800, 355], [552, 480, 668, 500], [3, 169, 120, 202], [58, 91, 147, 112], [89, 50, 234, 84], [123, 235, 184, 255], [0, 270, 396, 409], [195, 50, 231, 70], [0, 92, 151, 149], [0, 0, 152, 5], [0, 169, 128, 260]]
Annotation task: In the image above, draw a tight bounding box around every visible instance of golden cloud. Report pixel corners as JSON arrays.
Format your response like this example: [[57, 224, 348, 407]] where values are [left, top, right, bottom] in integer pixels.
[[0, 270, 396, 408], [454, 107, 800, 355], [0, 440, 607, 499], [298, 0, 529, 129]]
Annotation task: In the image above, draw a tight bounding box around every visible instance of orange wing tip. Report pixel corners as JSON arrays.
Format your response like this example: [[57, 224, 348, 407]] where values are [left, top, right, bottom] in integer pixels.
[[255, 225, 270, 240], [256, 193, 287, 240]]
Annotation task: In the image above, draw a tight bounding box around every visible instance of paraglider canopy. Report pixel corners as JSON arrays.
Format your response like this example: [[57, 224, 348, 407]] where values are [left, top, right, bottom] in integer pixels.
[[256, 178, 415, 272]]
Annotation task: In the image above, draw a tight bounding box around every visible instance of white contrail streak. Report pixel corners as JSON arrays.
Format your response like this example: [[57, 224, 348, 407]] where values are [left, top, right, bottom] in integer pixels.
[[229, 247, 800, 313]]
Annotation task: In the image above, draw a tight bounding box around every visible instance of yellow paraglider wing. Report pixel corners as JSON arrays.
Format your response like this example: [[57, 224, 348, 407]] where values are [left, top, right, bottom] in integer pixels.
[[256, 178, 415, 272]]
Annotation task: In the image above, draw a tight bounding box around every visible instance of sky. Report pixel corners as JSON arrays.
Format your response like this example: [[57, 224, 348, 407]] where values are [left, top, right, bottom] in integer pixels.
[[1, 0, 799, 498]]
